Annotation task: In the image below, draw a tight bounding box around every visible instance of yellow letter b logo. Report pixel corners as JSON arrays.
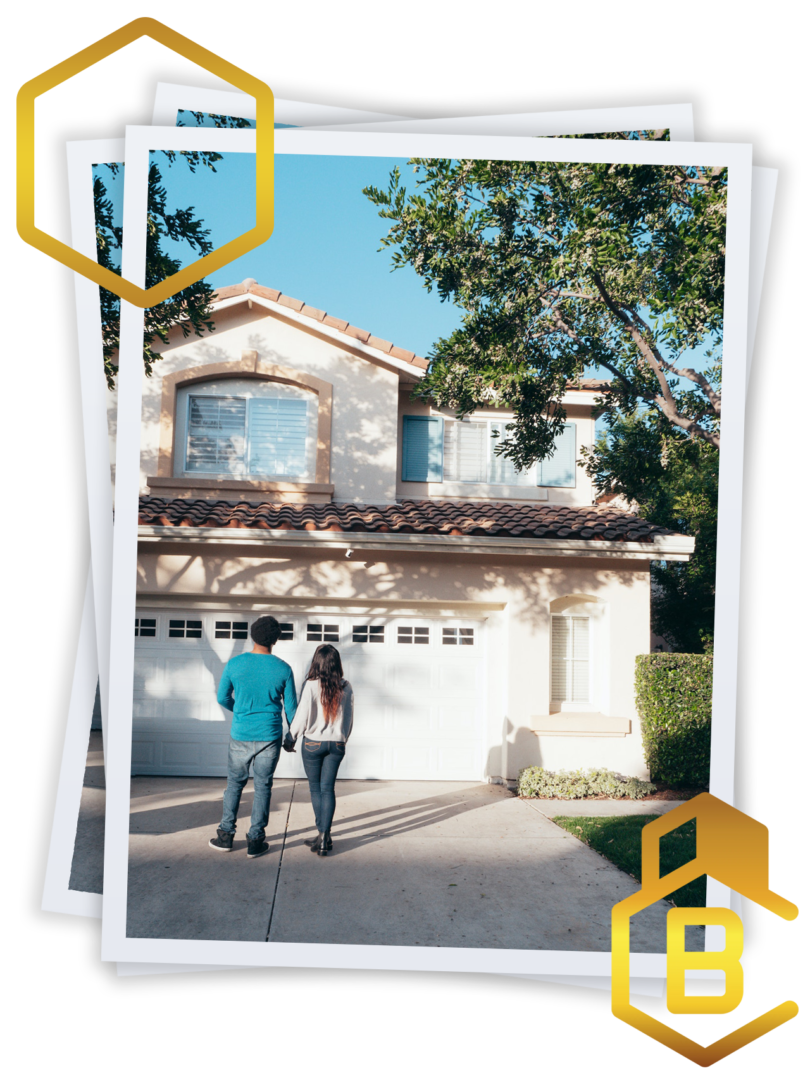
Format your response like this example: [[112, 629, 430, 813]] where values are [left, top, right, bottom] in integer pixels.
[[667, 907, 744, 1014]]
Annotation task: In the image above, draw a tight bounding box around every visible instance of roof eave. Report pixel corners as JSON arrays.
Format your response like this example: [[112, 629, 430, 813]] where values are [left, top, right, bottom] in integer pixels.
[[137, 525, 694, 562]]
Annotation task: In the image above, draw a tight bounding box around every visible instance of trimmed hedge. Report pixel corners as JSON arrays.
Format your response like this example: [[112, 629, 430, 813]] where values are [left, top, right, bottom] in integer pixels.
[[635, 653, 712, 789], [517, 767, 656, 800]]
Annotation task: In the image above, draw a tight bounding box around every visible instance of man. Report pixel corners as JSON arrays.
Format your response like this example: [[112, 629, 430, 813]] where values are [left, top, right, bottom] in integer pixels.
[[209, 615, 298, 858]]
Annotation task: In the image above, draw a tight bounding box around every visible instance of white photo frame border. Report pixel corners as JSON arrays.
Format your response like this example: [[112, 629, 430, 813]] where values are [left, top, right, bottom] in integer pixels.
[[49, 88, 773, 989], [315, 103, 695, 140], [45, 93, 416, 923], [47, 88, 777, 989], [102, 124, 752, 974]]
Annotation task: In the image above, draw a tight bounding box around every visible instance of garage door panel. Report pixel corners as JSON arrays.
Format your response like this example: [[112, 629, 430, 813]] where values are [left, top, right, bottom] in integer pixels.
[[163, 698, 212, 721], [391, 745, 432, 773], [344, 661, 390, 691], [392, 662, 435, 690], [438, 661, 482, 693], [161, 741, 202, 768], [391, 705, 432, 732], [133, 699, 161, 719], [200, 739, 230, 769], [133, 656, 160, 691], [436, 704, 480, 732], [343, 744, 388, 778], [134, 610, 487, 781], [131, 741, 155, 767], [437, 745, 479, 773]]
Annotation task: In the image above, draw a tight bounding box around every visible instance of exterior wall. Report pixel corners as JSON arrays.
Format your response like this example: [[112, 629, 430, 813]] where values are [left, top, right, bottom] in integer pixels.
[[137, 542, 652, 779], [396, 385, 598, 505], [135, 304, 401, 505]]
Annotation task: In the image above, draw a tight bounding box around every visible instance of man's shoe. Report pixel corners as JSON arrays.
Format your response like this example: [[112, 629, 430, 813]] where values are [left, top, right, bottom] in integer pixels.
[[246, 835, 269, 859], [209, 829, 234, 853]]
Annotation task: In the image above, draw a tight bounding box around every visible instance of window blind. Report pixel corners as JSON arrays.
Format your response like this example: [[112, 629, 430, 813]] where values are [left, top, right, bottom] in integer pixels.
[[551, 614, 590, 703], [247, 398, 309, 477], [185, 393, 310, 478], [488, 421, 534, 486], [539, 423, 577, 488], [186, 396, 247, 475], [443, 420, 488, 482]]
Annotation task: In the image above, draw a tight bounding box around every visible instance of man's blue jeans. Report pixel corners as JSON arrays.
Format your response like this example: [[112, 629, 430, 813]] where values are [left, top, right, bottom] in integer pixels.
[[219, 739, 282, 841], [301, 739, 346, 834]]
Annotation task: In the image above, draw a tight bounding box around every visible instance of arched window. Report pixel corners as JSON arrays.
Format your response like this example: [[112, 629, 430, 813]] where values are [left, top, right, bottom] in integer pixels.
[[173, 378, 319, 481]]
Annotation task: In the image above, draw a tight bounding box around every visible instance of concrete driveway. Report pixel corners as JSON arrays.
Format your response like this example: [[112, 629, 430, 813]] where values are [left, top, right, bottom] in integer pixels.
[[126, 774, 698, 952]]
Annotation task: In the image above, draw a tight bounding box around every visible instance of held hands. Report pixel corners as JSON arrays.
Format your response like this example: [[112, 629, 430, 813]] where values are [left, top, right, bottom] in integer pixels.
[[283, 733, 297, 754]]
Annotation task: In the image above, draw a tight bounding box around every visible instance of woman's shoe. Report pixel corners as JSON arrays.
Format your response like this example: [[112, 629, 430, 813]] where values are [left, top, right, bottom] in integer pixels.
[[317, 832, 329, 856]]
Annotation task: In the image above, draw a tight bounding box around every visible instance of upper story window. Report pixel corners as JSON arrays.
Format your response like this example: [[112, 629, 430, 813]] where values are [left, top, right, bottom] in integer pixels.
[[174, 378, 318, 480], [401, 415, 577, 488]]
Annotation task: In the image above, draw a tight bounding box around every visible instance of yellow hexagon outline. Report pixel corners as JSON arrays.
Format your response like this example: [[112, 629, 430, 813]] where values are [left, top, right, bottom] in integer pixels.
[[17, 17, 273, 309], [613, 790, 807, 1067]]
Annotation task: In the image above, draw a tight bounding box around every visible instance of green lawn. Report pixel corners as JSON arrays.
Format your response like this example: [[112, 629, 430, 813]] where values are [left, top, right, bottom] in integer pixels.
[[553, 814, 707, 908]]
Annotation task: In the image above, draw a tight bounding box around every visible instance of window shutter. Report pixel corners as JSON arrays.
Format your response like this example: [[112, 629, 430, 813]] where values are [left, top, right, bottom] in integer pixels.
[[551, 613, 590, 703], [538, 423, 577, 488], [402, 416, 444, 482], [186, 396, 247, 474], [247, 398, 309, 477], [443, 420, 487, 482]]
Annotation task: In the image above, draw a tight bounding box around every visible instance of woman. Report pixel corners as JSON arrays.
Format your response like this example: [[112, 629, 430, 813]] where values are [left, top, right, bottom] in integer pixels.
[[288, 644, 353, 856]]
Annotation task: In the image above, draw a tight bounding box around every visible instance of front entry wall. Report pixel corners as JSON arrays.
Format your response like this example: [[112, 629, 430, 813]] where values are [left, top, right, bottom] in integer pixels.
[[136, 546, 652, 780]]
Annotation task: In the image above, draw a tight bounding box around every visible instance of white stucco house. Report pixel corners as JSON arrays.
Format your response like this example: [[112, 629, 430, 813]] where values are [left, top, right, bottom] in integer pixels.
[[128, 279, 694, 783]]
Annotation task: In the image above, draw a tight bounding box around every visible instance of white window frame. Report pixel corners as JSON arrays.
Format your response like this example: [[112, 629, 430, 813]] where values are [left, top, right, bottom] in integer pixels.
[[550, 613, 593, 711], [176, 378, 318, 481], [442, 418, 535, 487]]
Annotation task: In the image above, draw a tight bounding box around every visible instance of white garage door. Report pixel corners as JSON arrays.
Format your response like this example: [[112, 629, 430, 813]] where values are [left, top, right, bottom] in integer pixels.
[[132, 610, 487, 781]]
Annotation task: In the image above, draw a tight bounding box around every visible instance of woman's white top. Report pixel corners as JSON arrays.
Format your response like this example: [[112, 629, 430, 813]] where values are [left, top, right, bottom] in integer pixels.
[[289, 679, 353, 743]]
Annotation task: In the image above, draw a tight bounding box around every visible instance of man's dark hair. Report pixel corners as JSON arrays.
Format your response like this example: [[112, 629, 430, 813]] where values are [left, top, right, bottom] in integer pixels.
[[251, 615, 281, 648]]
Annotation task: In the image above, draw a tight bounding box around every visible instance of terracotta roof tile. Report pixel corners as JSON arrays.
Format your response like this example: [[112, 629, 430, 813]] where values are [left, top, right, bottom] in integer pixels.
[[139, 497, 680, 543], [212, 282, 608, 382]]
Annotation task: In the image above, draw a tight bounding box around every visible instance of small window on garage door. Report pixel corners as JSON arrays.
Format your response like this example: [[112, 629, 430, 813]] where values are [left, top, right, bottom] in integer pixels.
[[397, 625, 430, 645], [442, 627, 475, 645], [168, 619, 203, 639], [307, 622, 340, 642], [352, 625, 385, 643], [135, 618, 157, 638], [214, 620, 249, 639]]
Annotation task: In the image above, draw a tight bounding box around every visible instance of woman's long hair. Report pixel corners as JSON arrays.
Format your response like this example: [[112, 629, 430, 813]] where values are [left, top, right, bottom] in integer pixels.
[[305, 644, 344, 723]]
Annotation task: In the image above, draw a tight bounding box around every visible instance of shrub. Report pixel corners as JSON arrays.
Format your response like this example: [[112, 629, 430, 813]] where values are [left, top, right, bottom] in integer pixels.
[[517, 766, 656, 800], [635, 653, 712, 789]]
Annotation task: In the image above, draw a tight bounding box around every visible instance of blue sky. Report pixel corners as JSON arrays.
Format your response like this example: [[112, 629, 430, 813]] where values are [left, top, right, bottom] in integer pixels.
[[94, 142, 719, 388]]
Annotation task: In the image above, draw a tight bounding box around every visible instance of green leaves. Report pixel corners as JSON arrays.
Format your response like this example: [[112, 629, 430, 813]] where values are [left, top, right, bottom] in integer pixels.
[[517, 767, 656, 799], [364, 156, 727, 464], [94, 155, 218, 388], [635, 654, 713, 788], [582, 408, 718, 651]]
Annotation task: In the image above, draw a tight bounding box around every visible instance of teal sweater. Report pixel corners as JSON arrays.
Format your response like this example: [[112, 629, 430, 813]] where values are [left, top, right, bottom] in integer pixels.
[[216, 653, 298, 741]]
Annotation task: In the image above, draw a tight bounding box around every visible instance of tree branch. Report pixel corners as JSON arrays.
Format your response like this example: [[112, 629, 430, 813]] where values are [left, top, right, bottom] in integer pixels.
[[625, 306, 722, 415], [590, 269, 720, 448]]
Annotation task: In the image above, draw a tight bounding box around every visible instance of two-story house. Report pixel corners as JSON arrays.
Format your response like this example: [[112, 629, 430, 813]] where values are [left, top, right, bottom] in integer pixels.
[[129, 279, 694, 783]]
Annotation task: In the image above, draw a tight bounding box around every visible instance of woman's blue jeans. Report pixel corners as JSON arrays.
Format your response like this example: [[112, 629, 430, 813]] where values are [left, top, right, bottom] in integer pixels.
[[301, 740, 346, 834], [219, 738, 282, 841]]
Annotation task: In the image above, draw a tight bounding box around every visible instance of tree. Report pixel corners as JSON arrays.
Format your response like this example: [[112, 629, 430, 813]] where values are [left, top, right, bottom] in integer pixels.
[[363, 154, 725, 471], [364, 149, 726, 653], [95, 113, 252, 388], [581, 409, 718, 653]]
